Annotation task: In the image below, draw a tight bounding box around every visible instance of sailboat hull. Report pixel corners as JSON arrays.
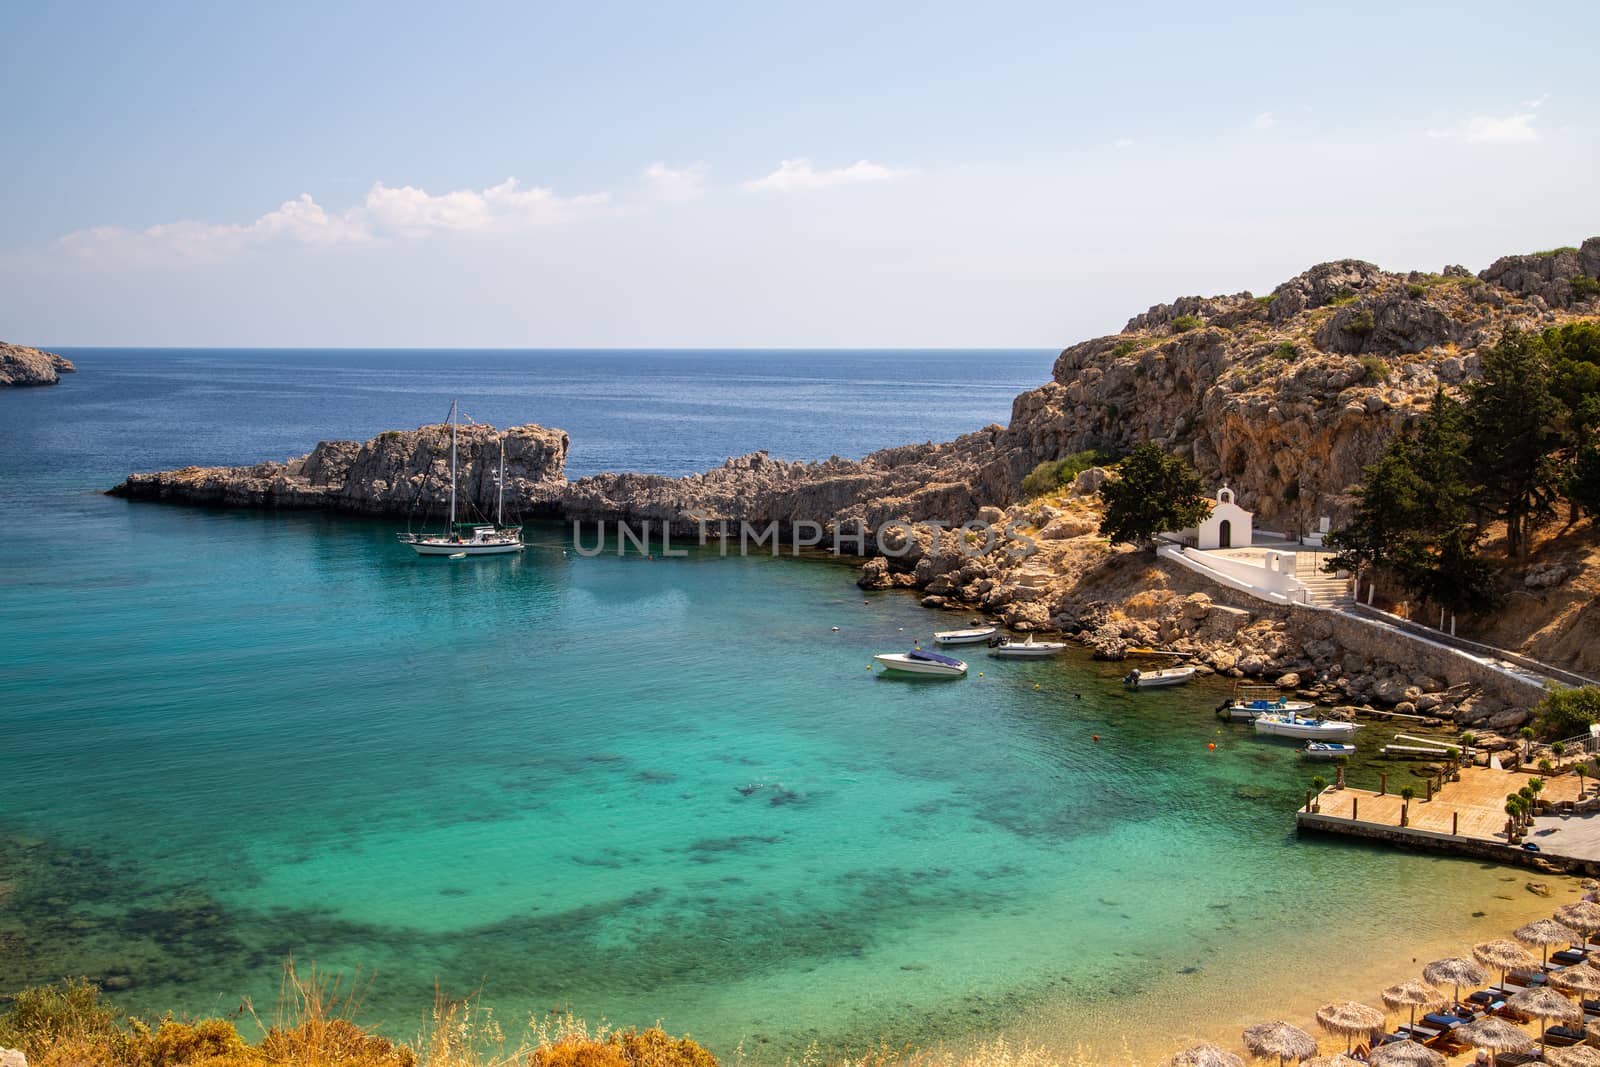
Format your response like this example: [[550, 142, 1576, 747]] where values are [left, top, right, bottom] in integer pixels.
[[407, 540, 523, 556]]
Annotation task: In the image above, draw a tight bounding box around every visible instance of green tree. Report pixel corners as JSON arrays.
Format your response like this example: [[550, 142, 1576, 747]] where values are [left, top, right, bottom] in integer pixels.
[[1569, 441, 1600, 524], [1097, 443, 1210, 549], [1533, 686, 1600, 740], [1467, 328, 1564, 558], [1327, 389, 1494, 613]]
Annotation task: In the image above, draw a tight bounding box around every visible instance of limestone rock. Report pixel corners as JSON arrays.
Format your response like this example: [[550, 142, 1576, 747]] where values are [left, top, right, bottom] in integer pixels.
[[0, 341, 75, 387], [0, 1048, 25, 1067], [1276, 672, 1301, 689], [1525, 563, 1570, 589]]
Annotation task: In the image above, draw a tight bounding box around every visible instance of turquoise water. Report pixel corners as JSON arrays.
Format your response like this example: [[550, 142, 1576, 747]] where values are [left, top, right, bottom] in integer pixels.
[[0, 350, 1538, 1058]]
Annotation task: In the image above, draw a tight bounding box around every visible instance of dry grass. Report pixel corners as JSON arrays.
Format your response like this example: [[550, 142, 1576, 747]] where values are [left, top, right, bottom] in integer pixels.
[[0, 968, 1127, 1067]]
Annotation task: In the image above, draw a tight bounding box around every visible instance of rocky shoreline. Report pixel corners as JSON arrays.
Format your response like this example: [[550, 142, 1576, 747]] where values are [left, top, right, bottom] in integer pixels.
[[0, 342, 74, 387], [107, 237, 1600, 729]]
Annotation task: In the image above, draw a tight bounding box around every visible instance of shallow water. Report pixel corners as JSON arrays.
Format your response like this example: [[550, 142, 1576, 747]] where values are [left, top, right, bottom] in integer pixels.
[[0, 349, 1555, 1057]]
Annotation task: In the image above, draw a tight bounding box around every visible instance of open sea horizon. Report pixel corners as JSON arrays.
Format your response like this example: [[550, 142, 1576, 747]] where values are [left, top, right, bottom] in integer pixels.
[[0, 348, 1560, 1061]]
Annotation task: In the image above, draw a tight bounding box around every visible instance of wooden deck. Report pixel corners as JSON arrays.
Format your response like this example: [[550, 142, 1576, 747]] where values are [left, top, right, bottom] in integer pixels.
[[1297, 764, 1600, 868]]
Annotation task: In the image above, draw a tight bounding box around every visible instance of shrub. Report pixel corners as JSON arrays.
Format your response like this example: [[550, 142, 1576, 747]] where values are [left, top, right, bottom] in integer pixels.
[[1020, 450, 1119, 498], [1534, 686, 1600, 739], [1329, 287, 1359, 306], [1358, 354, 1389, 382], [1272, 341, 1299, 361], [1110, 339, 1139, 357], [1534, 247, 1580, 256], [1406, 283, 1428, 299], [1171, 314, 1203, 332], [1344, 310, 1376, 337], [1255, 293, 1278, 306], [0, 978, 124, 1063], [1572, 275, 1600, 300]]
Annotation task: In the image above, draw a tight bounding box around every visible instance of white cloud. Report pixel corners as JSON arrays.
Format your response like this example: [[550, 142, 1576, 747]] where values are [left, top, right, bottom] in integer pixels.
[[1252, 111, 1277, 130], [741, 158, 909, 193], [1524, 93, 1549, 109], [1114, 138, 1135, 149], [1430, 112, 1540, 145], [58, 179, 609, 264], [643, 161, 707, 201]]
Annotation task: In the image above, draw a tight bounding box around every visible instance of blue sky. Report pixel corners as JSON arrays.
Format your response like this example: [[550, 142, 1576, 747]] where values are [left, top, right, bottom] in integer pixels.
[[3, 1, 1598, 346]]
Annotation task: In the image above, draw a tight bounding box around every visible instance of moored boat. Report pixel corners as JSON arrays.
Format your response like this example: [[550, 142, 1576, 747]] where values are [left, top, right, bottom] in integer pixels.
[[1254, 712, 1357, 740], [1122, 666, 1195, 688], [1219, 685, 1315, 721], [1302, 741, 1357, 760], [934, 627, 997, 645], [874, 650, 968, 677], [398, 400, 524, 557], [989, 634, 1068, 659]]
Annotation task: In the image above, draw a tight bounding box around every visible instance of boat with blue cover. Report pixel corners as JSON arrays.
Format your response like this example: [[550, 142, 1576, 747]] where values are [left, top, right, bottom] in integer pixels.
[[874, 649, 968, 677]]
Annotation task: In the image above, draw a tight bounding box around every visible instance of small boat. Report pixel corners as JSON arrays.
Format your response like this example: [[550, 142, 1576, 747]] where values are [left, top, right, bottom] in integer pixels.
[[874, 650, 968, 677], [934, 627, 997, 645], [1302, 742, 1357, 760], [989, 634, 1068, 659], [1225, 696, 1316, 718], [1122, 666, 1195, 688], [399, 400, 524, 557], [1218, 685, 1316, 721], [1254, 713, 1358, 740]]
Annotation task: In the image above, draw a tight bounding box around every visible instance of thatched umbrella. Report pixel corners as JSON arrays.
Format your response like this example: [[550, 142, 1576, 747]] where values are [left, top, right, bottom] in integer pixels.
[[1315, 1002, 1385, 1054], [1556, 900, 1600, 937], [1242, 1022, 1316, 1066], [1422, 955, 1488, 1008], [1368, 1040, 1445, 1067], [1547, 1045, 1600, 1067], [1167, 1043, 1246, 1067], [1506, 986, 1582, 1051], [1454, 1016, 1533, 1067], [1381, 979, 1445, 1031], [1472, 939, 1538, 989], [1550, 960, 1600, 996], [1515, 917, 1579, 965]]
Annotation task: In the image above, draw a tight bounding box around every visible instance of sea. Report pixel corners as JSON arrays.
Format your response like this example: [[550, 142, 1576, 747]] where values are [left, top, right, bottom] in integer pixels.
[[0, 349, 1556, 1061]]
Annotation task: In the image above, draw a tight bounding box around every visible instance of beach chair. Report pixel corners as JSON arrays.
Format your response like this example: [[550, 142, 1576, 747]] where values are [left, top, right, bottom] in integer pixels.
[[1553, 948, 1587, 965], [1544, 1024, 1586, 1046]]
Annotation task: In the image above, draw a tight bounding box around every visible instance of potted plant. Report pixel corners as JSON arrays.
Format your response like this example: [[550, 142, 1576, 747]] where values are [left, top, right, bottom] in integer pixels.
[[1521, 726, 1536, 764], [1445, 747, 1462, 781], [1310, 775, 1327, 813], [1400, 785, 1416, 827], [1553, 741, 1567, 768]]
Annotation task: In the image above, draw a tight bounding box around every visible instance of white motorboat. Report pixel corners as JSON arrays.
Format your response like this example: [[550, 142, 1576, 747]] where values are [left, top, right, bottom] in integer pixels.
[[1302, 742, 1357, 760], [1122, 666, 1195, 688], [399, 400, 523, 557], [1227, 696, 1316, 716], [874, 650, 968, 677], [934, 627, 997, 645], [988, 634, 1068, 659], [1254, 713, 1358, 740]]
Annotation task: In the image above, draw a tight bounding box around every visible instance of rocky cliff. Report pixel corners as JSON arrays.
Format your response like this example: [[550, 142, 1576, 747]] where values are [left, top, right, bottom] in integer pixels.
[[111, 423, 570, 516], [108, 236, 1600, 537], [0, 342, 75, 386]]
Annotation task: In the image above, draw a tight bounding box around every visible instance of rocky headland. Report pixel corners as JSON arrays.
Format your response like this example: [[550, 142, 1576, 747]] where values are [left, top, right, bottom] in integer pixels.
[[108, 237, 1600, 732], [0, 342, 75, 387]]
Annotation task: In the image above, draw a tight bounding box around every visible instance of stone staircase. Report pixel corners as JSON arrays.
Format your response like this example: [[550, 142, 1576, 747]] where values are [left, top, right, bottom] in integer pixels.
[[1293, 550, 1354, 608], [1297, 573, 1354, 608]]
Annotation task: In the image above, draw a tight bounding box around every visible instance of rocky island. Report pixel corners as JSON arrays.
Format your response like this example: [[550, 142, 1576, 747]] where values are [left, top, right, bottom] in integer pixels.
[[0, 342, 75, 386], [110, 237, 1600, 741]]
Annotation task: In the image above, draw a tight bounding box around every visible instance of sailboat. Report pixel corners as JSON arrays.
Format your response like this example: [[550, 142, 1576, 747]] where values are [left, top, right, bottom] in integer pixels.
[[398, 401, 524, 557]]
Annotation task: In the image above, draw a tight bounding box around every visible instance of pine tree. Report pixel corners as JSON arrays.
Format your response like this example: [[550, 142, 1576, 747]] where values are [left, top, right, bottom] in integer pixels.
[[1467, 328, 1564, 558], [1097, 443, 1210, 549]]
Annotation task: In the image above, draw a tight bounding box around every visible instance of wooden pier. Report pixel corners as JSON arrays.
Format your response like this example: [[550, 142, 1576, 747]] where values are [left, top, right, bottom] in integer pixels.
[[1295, 764, 1600, 874]]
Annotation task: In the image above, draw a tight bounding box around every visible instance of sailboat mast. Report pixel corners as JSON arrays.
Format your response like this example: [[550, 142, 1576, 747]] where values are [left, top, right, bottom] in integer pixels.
[[448, 399, 458, 528], [497, 436, 506, 526]]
